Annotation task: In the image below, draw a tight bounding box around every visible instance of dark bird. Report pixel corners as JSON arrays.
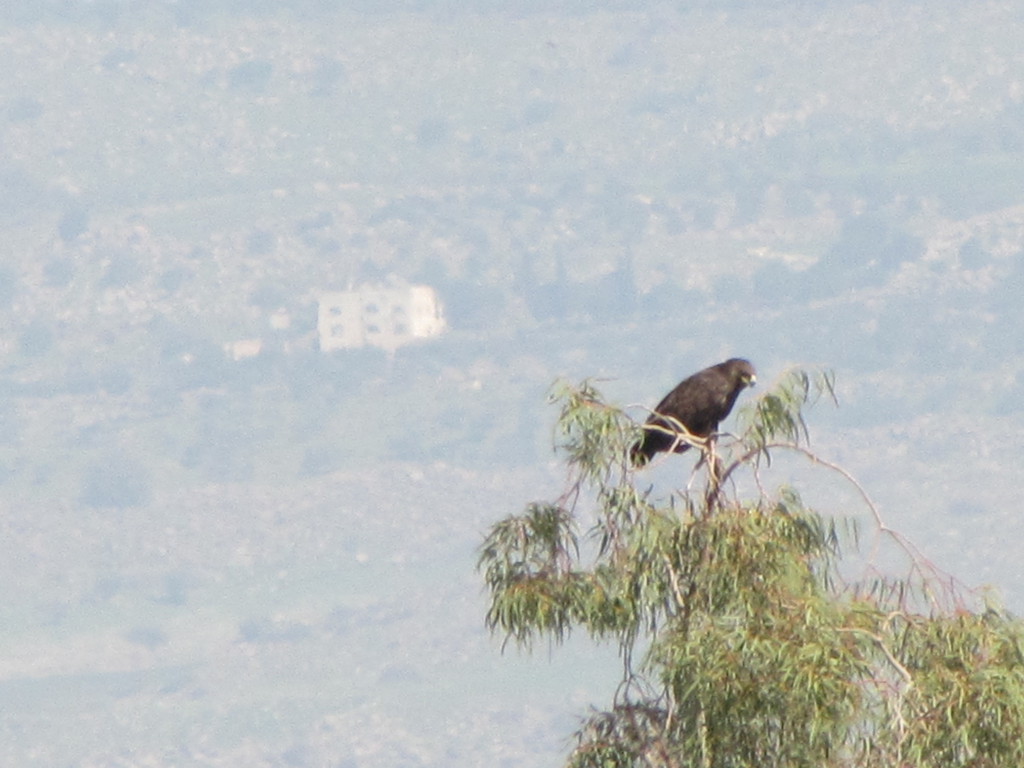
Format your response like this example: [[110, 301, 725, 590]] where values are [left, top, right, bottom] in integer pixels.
[[631, 358, 757, 466]]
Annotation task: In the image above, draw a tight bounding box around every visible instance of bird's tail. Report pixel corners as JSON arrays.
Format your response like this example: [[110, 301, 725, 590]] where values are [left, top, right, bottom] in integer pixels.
[[630, 436, 653, 467]]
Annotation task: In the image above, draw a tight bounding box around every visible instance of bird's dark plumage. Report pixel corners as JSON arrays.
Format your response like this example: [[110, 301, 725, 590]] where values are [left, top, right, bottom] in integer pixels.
[[631, 358, 756, 466]]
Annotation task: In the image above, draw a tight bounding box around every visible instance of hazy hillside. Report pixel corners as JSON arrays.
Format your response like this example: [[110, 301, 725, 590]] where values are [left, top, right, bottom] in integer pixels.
[[2, 1, 1022, 492], [1, 1, 1023, 766]]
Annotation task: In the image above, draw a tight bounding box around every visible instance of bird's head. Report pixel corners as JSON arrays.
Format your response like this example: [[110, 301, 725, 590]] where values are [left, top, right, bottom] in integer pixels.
[[727, 358, 757, 389]]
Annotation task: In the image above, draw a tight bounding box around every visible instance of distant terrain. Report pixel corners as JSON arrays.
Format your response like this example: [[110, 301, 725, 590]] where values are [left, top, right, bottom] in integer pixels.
[[0, 462, 625, 766], [1, 1, 1023, 765]]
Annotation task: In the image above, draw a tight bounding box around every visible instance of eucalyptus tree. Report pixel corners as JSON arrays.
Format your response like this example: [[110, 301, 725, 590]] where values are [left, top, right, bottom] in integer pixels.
[[479, 369, 1024, 767]]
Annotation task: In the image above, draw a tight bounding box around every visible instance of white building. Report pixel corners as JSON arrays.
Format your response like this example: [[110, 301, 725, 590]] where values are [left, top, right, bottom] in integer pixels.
[[317, 284, 446, 353]]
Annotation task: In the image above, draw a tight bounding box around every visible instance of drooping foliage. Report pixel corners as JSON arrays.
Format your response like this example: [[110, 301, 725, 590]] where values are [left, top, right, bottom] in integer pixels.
[[478, 367, 1024, 767]]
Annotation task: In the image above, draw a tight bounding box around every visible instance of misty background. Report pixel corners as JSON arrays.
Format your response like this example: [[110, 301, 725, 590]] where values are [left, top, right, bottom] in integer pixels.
[[1, 1, 1023, 765]]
